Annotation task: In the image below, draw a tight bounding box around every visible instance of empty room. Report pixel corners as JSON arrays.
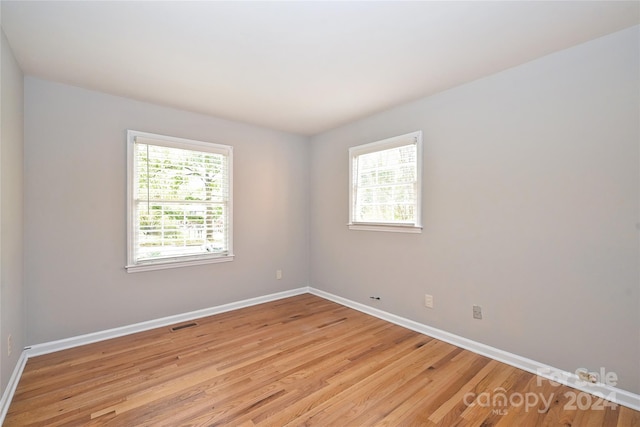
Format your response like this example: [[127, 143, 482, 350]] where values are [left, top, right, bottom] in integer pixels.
[[1, 1, 639, 425]]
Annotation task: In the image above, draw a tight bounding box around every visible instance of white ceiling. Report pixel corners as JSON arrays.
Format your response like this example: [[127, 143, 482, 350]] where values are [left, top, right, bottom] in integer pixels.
[[2, 1, 639, 136]]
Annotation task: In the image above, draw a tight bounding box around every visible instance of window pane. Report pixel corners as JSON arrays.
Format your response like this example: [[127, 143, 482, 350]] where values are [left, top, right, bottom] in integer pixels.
[[134, 202, 228, 261], [353, 142, 418, 224], [128, 131, 233, 269], [136, 144, 228, 203], [349, 132, 422, 232]]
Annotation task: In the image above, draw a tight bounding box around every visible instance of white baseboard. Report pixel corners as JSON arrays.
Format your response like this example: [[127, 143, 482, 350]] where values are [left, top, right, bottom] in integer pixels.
[[27, 287, 309, 357], [0, 350, 28, 423], [2, 285, 637, 425], [0, 287, 310, 425], [308, 287, 640, 412]]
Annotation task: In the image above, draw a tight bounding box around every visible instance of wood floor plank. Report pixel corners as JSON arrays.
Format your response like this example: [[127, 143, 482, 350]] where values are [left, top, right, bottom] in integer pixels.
[[428, 358, 500, 425], [261, 335, 432, 426], [350, 349, 482, 426], [5, 294, 637, 426], [290, 341, 461, 426], [617, 406, 640, 426]]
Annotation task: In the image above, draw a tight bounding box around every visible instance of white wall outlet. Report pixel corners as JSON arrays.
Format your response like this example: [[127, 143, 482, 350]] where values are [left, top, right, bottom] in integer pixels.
[[7, 334, 13, 357], [276, 269, 282, 280], [473, 305, 482, 319], [424, 294, 433, 308]]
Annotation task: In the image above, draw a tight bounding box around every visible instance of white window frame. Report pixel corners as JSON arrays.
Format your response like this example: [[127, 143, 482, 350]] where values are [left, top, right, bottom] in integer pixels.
[[126, 130, 234, 272], [348, 131, 423, 233]]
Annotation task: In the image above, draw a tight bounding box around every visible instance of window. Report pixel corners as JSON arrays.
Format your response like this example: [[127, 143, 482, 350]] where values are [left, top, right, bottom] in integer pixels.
[[349, 131, 422, 233], [126, 130, 233, 272]]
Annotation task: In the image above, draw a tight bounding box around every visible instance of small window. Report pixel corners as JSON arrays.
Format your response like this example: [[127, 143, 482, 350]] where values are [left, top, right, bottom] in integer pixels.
[[126, 130, 233, 272], [349, 131, 423, 233]]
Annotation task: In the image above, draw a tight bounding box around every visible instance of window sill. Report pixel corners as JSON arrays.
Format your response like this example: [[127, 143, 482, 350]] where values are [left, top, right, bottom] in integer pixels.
[[348, 223, 422, 234], [126, 254, 234, 273]]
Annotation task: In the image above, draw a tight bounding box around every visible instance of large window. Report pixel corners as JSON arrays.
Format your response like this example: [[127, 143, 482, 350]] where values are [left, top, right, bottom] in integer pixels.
[[126, 130, 233, 272], [349, 131, 423, 233]]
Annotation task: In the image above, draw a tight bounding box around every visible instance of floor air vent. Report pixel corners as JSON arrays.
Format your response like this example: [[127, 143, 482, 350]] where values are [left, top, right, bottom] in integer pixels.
[[170, 322, 198, 332]]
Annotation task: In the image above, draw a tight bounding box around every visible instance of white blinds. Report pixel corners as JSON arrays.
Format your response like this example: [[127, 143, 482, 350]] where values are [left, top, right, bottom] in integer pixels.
[[348, 130, 422, 230], [129, 132, 232, 266], [353, 143, 417, 224]]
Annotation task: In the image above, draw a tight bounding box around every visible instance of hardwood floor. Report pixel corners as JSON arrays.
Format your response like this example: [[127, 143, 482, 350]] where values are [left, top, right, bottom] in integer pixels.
[[5, 294, 639, 426]]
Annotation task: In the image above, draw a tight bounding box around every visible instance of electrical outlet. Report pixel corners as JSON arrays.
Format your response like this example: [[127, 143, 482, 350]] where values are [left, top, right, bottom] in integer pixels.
[[473, 305, 482, 320], [7, 334, 12, 357], [276, 270, 282, 280], [424, 294, 433, 308]]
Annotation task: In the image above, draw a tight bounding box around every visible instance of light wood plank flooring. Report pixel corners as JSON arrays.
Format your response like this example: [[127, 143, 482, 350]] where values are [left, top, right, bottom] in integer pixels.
[[5, 294, 639, 426]]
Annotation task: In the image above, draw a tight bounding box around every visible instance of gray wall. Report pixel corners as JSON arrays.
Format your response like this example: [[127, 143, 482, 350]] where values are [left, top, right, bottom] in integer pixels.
[[1, 30, 25, 392], [24, 78, 309, 344], [13, 22, 640, 398], [310, 26, 640, 393]]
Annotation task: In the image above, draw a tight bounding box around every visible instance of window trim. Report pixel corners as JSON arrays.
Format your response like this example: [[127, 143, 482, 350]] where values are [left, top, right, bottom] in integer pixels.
[[348, 131, 423, 233], [126, 130, 234, 273]]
